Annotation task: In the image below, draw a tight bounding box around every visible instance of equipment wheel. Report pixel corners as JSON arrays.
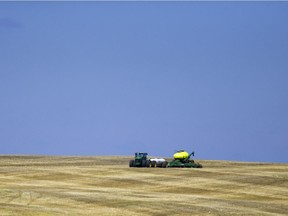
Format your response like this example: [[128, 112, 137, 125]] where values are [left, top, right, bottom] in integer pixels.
[[146, 160, 150, 167], [151, 161, 156, 167], [129, 160, 134, 167], [162, 161, 168, 168], [141, 160, 145, 167]]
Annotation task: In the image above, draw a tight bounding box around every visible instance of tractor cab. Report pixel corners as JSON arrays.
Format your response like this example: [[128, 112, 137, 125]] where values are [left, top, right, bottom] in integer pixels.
[[135, 152, 148, 159]]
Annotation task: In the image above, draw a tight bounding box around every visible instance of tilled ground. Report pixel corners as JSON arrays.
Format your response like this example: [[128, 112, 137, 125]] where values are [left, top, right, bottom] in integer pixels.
[[0, 156, 287, 215]]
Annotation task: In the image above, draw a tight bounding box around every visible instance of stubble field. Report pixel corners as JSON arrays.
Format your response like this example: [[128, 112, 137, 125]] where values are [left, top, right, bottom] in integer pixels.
[[0, 155, 287, 215]]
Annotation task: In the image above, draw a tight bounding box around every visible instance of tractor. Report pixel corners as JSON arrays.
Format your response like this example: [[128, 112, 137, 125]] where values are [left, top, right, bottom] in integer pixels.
[[129, 152, 150, 167], [167, 150, 202, 168]]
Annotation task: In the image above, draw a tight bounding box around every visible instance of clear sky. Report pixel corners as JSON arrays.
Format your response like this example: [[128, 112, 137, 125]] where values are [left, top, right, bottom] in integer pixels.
[[0, 2, 287, 162]]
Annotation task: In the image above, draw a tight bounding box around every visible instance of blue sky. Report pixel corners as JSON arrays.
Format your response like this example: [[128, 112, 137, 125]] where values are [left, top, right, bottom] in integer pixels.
[[0, 2, 287, 162]]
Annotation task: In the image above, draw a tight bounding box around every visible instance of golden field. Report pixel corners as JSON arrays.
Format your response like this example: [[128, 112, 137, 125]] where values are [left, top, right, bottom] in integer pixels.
[[0, 155, 287, 215]]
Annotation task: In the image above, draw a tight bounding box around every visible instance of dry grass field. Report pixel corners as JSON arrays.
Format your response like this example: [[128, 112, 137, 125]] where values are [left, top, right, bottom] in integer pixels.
[[0, 155, 287, 216]]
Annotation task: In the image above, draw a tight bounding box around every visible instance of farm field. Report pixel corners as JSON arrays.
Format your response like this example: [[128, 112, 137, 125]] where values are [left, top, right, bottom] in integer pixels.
[[0, 155, 287, 215]]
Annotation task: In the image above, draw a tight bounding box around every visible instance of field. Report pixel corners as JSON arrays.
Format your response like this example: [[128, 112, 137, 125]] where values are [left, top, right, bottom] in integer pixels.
[[0, 156, 287, 215]]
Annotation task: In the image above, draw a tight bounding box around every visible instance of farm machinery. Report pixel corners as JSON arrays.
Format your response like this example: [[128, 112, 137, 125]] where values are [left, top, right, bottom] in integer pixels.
[[129, 152, 168, 168], [149, 158, 168, 168], [129, 152, 150, 167], [167, 150, 202, 168], [129, 150, 202, 168]]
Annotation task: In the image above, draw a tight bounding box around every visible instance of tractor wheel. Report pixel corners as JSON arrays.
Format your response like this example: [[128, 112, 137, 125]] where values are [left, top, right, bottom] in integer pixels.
[[129, 160, 134, 167], [141, 160, 146, 167], [146, 160, 150, 167]]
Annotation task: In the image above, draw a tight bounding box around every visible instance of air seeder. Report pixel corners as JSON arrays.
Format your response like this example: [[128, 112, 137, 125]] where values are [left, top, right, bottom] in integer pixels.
[[167, 150, 202, 168]]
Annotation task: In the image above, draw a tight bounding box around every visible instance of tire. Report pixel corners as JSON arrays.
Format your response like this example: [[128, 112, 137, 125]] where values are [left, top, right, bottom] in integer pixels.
[[142, 160, 147, 167], [129, 160, 134, 167], [151, 161, 156, 167], [162, 161, 168, 168], [146, 160, 150, 167]]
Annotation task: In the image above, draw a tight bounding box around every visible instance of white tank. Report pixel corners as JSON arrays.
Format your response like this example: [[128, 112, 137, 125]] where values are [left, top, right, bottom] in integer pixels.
[[150, 158, 166, 163]]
